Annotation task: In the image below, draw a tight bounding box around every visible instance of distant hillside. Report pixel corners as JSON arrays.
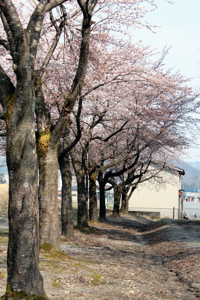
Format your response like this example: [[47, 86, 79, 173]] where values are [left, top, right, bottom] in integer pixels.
[[174, 160, 200, 191], [187, 161, 200, 170]]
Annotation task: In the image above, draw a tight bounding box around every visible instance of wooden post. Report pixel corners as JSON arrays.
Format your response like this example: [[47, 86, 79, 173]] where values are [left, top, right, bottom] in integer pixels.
[[173, 206, 175, 219]]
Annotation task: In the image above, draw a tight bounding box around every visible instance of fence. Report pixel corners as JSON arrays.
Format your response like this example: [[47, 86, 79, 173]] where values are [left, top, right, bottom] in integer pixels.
[[184, 202, 200, 219], [129, 207, 179, 219]]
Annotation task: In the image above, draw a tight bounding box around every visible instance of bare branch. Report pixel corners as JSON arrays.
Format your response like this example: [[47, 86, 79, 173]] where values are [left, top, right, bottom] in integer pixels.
[[0, 10, 15, 58], [38, 18, 65, 76], [0, 0, 24, 46], [0, 65, 15, 107], [104, 120, 129, 142], [0, 37, 10, 51], [45, 0, 69, 12], [51, 0, 97, 143], [58, 96, 83, 161]]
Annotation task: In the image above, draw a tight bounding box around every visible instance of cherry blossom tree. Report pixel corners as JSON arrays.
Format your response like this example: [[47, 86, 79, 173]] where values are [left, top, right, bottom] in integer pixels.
[[34, 0, 161, 241], [69, 43, 199, 220], [41, 0, 167, 232]]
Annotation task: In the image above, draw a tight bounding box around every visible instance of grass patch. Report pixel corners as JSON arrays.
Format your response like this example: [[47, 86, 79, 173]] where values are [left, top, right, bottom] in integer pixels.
[[0, 269, 6, 280], [90, 274, 105, 285], [74, 225, 99, 235], [51, 278, 62, 289], [177, 219, 188, 224], [51, 281, 62, 289], [40, 243, 52, 251], [39, 243, 74, 273], [0, 230, 8, 246]]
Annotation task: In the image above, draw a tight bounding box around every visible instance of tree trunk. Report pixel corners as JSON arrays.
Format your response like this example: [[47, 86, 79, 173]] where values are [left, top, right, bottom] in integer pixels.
[[6, 121, 45, 298], [35, 78, 60, 250], [121, 186, 129, 214], [77, 171, 88, 227], [38, 142, 60, 250], [59, 153, 74, 239], [2, 71, 45, 296], [112, 184, 122, 217], [89, 170, 98, 221], [99, 180, 106, 219]]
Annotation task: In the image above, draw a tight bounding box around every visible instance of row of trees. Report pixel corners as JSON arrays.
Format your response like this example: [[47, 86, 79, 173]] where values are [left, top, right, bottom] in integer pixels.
[[0, 0, 199, 298], [63, 43, 198, 228]]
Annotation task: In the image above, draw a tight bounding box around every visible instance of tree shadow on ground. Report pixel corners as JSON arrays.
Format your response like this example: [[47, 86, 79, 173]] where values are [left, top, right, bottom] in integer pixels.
[[86, 212, 200, 246]]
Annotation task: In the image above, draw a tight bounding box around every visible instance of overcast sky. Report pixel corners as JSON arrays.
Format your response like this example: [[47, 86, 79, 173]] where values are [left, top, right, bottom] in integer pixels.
[[133, 0, 200, 161]]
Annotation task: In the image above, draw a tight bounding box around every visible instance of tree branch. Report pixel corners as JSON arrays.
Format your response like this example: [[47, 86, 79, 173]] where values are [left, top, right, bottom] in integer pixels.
[[45, 0, 70, 12], [0, 10, 15, 58], [58, 96, 83, 162], [51, 0, 97, 143], [0, 65, 15, 108], [0, 0, 24, 47], [38, 17, 65, 76], [104, 120, 129, 142], [0, 37, 10, 51]]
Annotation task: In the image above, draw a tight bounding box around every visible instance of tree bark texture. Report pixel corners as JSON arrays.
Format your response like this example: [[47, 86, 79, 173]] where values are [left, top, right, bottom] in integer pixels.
[[89, 171, 98, 221], [38, 142, 60, 250], [76, 170, 88, 227], [34, 79, 60, 250], [59, 154, 74, 239], [6, 121, 45, 297], [2, 70, 45, 297]]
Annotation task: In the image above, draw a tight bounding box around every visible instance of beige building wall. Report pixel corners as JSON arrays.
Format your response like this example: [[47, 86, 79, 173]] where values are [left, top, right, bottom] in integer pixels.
[[129, 166, 182, 219]]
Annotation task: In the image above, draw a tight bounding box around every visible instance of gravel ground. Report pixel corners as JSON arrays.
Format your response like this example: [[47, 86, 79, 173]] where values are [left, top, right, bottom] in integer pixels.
[[0, 213, 200, 299]]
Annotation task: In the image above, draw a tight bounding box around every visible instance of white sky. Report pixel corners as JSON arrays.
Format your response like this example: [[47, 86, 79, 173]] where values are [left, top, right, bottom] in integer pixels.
[[133, 0, 200, 161]]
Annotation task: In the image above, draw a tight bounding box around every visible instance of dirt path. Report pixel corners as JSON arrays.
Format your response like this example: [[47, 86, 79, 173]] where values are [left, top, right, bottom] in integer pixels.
[[0, 214, 200, 299]]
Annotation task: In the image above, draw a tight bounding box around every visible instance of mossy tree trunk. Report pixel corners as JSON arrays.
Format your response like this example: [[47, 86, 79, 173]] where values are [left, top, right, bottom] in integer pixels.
[[35, 79, 60, 250], [38, 142, 60, 250]]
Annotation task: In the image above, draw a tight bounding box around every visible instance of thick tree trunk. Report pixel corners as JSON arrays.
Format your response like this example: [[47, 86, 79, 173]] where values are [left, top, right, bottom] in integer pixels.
[[2, 72, 45, 296], [38, 143, 60, 250], [77, 171, 88, 227], [89, 171, 98, 221], [99, 181, 106, 219], [6, 121, 45, 298], [59, 154, 74, 239], [112, 184, 122, 218], [121, 186, 129, 214], [34, 78, 60, 250]]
